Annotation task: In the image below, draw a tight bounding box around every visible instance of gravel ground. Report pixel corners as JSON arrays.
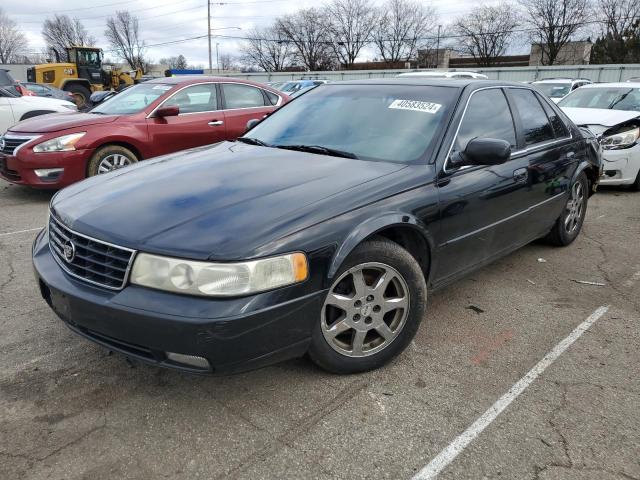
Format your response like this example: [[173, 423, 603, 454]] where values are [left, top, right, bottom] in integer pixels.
[[1, 179, 638, 480]]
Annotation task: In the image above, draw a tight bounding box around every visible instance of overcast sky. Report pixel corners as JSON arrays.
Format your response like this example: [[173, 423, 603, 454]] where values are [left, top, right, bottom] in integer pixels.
[[5, 0, 506, 67]]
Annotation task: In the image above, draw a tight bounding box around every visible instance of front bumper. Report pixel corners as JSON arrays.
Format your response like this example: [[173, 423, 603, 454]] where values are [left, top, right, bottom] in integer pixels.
[[0, 148, 92, 188], [32, 230, 324, 374], [599, 144, 640, 186]]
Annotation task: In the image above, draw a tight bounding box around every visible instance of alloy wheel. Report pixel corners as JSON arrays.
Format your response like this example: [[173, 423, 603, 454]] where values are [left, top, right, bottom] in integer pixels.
[[97, 154, 133, 174], [564, 181, 585, 234], [321, 262, 410, 357]]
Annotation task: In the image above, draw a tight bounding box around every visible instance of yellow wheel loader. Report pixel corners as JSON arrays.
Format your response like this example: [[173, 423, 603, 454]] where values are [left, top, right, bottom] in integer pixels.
[[27, 47, 143, 108]]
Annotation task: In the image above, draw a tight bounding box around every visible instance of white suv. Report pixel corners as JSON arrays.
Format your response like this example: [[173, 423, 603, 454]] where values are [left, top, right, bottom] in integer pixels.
[[532, 78, 592, 103], [0, 86, 77, 134]]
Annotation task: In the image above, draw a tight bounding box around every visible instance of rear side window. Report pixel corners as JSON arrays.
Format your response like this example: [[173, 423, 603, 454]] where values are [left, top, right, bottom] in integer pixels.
[[222, 83, 266, 109], [509, 89, 555, 146], [536, 92, 569, 138], [264, 90, 280, 105], [453, 88, 516, 153]]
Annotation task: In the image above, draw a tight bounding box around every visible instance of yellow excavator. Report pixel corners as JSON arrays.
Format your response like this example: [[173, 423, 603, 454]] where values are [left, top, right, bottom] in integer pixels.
[[27, 46, 143, 108]]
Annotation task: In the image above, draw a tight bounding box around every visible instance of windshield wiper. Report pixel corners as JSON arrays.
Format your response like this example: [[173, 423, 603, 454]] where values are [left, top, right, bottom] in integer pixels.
[[236, 137, 271, 147], [608, 90, 633, 109], [274, 144, 359, 159]]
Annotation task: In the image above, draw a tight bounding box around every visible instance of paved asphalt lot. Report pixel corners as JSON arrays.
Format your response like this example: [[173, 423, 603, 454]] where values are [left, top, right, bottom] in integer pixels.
[[1, 178, 638, 480]]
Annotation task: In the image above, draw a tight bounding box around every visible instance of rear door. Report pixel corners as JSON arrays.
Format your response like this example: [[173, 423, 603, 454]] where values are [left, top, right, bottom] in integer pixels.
[[506, 87, 577, 238], [220, 83, 278, 139], [434, 87, 533, 283], [146, 83, 227, 156]]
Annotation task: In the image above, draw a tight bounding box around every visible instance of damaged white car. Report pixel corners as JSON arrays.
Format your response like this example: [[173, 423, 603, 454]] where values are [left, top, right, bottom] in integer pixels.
[[560, 82, 640, 190]]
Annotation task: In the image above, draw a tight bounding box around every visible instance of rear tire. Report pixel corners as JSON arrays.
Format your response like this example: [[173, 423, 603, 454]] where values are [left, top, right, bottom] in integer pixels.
[[545, 172, 589, 246], [308, 237, 427, 374], [65, 84, 92, 109], [87, 145, 138, 177]]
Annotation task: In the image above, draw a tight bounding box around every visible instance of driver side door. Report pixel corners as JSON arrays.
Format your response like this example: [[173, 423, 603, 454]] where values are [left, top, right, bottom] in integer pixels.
[[433, 87, 532, 284]]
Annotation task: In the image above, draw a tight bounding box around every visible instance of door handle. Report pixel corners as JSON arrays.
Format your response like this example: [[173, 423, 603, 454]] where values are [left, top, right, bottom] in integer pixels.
[[208, 120, 224, 127], [513, 168, 528, 183]]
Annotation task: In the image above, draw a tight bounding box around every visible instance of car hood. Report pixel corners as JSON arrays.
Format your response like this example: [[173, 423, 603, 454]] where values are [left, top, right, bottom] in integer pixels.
[[8, 112, 119, 133], [561, 107, 640, 133], [52, 142, 408, 260]]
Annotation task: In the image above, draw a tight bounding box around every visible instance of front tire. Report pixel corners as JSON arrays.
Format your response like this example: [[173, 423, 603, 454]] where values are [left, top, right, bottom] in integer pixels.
[[545, 172, 588, 246], [631, 169, 640, 192], [87, 145, 138, 177], [308, 237, 427, 374], [65, 84, 92, 109]]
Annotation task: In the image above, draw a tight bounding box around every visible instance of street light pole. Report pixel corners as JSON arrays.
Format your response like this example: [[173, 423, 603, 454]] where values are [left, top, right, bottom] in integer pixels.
[[436, 24, 442, 68], [216, 43, 220, 73], [207, 0, 212, 71]]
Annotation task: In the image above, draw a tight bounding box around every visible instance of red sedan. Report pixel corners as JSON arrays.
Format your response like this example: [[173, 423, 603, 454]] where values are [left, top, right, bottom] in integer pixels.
[[0, 77, 288, 188]]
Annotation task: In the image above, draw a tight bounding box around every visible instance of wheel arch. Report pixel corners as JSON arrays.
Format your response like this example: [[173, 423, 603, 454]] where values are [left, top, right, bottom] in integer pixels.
[[573, 159, 599, 196], [328, 212, 434, 286], [20, 110, 56, 121], [86, 141, 144, 176]]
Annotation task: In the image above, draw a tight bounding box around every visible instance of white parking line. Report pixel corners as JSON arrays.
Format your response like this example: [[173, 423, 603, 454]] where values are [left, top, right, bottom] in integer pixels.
[[0, 227, 41, 237], [412, 305, 610, 480]]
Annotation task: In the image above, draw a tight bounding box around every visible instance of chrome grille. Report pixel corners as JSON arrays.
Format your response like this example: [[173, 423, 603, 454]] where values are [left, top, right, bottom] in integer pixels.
[[48, 214, 135, 290], [0, 135, 38, 155]]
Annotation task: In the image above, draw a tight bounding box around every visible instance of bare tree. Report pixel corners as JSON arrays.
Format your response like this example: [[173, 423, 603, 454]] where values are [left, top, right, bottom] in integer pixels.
[[519, 0, 591, 65], [159, 54, 188, 70], [239, 26, 295, 71], [325, 0, 377, 66], [42, 14, 96, 61], [593, 0, 640, 61], [105, 10, 148, 73], [453, 4, 519, 67], [372, 0, 437, 64], [276, 8, 336, 71], [0, 9, 28, 63], [218, 53, 239, 71]]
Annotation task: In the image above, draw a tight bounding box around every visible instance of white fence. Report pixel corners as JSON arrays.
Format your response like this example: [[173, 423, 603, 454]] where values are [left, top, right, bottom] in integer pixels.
[[209, 63, 640, 83], [4, 62, 640, 84]]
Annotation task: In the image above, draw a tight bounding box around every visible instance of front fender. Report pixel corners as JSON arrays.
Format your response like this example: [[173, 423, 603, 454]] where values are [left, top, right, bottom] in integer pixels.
[[328, 212, 435, 279]]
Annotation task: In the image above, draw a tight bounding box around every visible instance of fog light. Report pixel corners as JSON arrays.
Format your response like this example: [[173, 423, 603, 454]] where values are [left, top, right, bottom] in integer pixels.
[[166, 352, 210, 369], [34, 168, 64, 180]]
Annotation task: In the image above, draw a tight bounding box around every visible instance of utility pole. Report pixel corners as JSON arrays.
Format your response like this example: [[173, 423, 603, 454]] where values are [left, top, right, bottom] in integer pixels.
[[435, 24, 442, 68], [216, 43, 220, 73], [207, 0, 212, 71]]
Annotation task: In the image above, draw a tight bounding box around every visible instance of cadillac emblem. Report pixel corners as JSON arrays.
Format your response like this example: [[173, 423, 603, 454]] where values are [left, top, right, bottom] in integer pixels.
[[63, 241, 76, 263]]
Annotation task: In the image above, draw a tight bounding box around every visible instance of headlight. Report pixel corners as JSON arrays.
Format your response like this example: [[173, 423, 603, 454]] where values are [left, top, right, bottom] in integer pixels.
[[130, 252, 308, 297], [33, 132, 86, 152], [600, 127, 639, 150]]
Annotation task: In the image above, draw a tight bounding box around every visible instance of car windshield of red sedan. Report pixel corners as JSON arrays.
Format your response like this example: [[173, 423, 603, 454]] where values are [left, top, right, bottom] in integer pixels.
[[244, 84, 457, 163], [91, 83, 173, 115]]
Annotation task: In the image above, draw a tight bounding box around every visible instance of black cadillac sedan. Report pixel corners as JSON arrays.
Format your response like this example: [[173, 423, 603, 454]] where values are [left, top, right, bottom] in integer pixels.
[[33, 79, 602, 375]]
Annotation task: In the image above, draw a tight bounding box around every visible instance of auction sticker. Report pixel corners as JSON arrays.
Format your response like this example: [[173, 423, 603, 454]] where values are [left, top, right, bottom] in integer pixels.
[[389, 99, 442, 114]]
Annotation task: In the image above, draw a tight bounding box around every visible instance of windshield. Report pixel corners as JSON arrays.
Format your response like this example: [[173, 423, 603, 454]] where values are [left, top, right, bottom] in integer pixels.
[[91, 83, 174, 115], [558, 87, 640, 111], [534, 83, 571, 98], [245, 84, 457, 163]]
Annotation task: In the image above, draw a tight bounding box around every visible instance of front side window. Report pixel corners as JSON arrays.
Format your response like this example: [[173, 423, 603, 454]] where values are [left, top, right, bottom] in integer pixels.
[[92, 83, 174, 115], [453, 88, 516, 153], [246, 84, 458, 164], [222, 83, 266, 109], [510, 89, 555, 145], [165, 84, 218, 113]]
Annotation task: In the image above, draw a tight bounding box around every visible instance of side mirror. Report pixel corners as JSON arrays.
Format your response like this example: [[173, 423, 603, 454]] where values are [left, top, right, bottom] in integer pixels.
[[452, 138, 511, 167], [245, 118, 260, 132], [155, 105, 179, 117]]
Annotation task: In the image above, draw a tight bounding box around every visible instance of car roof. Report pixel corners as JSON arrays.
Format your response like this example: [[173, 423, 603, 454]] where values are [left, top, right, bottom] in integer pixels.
[[533, 78, 586, 83], [145, 76, 269, 88], [579, 82, 640, 88], [332, 78, 526, 89]]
